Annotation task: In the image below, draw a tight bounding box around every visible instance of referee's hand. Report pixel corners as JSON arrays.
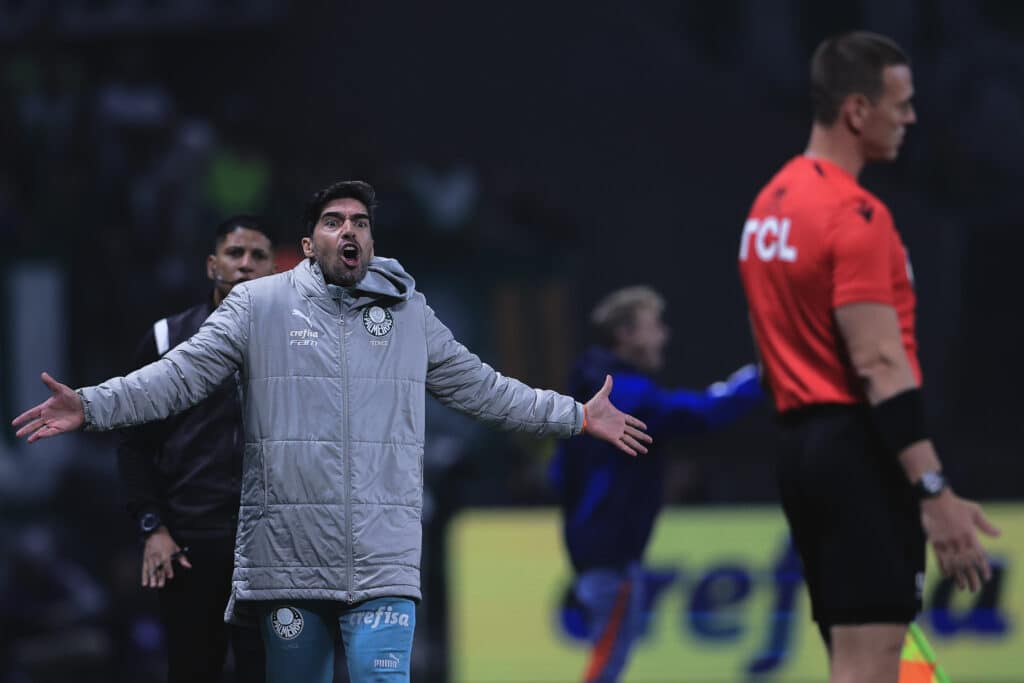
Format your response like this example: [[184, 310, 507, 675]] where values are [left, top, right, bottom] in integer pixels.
[[921, 491, 1000, 592]]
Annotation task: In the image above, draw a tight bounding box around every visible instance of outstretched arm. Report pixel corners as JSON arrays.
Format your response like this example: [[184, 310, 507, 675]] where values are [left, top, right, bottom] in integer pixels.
[[424, 304, 651, 453], [603, 364, 763, 437], [13, 286, 251, 439], [655, 363, 763, 434], [12, 372, 85, 443]]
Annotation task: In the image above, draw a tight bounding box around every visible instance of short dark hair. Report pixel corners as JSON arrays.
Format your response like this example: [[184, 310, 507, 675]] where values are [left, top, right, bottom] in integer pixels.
[[304, 180, 376, 235], [810, 31, 910, 125], [214, 214, 273, 250]]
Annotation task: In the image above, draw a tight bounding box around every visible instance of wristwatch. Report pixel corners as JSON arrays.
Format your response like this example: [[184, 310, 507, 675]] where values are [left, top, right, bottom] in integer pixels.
[[139, 511, 162, 536], [913, 470, 948, 500]]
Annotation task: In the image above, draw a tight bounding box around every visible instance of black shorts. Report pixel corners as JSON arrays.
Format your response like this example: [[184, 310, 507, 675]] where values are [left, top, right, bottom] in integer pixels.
[[776, 403, 925, 626]]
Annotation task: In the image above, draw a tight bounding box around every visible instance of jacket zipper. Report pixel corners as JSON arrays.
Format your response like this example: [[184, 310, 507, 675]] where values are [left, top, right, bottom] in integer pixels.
[[340, 297, 354, 602]]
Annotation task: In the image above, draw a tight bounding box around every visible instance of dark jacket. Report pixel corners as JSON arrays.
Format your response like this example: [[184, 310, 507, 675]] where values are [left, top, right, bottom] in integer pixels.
[[117, 300, 244, 542], [550, 346, 764, 573]]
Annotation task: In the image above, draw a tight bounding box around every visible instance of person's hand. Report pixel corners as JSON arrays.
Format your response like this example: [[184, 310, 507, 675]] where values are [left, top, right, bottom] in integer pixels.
[[583, 375, 653, 456], [921, 490, 1000, 592], [11, 372, 85, 443], [142, 527, 192, 589]]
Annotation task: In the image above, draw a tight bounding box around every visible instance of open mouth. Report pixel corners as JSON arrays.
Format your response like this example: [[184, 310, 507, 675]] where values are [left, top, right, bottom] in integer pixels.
[[340, 243, 360, 268]]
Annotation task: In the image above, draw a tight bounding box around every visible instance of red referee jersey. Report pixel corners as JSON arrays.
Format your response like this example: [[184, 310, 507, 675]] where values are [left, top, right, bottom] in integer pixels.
[[738, 156, 921, 413]]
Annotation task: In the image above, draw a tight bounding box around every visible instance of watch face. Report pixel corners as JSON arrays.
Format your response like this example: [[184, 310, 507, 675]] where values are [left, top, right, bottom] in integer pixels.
[[921, 471, 944, 494], [140, 512, 160, 532]]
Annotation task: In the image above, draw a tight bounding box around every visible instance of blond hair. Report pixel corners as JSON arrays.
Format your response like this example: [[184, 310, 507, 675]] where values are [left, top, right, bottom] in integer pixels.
[[590, 286, 664, 347]]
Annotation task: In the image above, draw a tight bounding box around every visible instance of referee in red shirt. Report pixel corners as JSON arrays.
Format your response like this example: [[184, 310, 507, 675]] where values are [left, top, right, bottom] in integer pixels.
[[738, 32, 1000, 683]]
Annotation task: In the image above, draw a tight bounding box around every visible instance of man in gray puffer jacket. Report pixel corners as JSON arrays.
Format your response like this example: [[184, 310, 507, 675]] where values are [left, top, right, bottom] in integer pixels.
[[13, 180, 652, 683]]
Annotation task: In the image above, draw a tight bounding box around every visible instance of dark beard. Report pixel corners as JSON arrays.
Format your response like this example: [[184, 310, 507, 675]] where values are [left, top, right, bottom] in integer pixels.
[[315, 249, 368, 287]]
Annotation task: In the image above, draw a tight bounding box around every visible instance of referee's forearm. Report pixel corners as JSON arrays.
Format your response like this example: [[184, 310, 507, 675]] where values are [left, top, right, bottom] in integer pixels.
[[859, 358, 944, 485], [897, 440, 942, 484], [855, 358, 944, 484]]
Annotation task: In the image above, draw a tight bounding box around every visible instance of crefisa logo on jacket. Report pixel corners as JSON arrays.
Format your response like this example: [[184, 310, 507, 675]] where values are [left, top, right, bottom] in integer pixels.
[[289, 309, 319, 347], [363, 306, 394, 337], [271, 606, 304, 640]]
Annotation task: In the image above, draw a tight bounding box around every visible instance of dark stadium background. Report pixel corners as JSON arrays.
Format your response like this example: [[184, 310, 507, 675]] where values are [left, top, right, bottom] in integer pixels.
[[2, 1, 1021, 681]]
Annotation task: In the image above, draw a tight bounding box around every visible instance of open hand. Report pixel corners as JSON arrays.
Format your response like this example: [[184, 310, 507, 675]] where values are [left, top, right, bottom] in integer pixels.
[[583, 375, 653, 456], [921, 491, 1001, 592], [11, 372, 85, 443]]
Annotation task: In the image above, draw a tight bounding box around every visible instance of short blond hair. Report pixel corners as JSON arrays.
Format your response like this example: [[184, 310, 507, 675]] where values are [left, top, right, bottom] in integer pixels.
[[590, 286, 664, 347]]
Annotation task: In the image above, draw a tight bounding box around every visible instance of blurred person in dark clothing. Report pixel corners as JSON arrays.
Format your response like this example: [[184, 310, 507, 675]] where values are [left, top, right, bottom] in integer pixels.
[[738, 32, 999, 683], [549, 286, 763, 683], [118, 215, 275, 683]]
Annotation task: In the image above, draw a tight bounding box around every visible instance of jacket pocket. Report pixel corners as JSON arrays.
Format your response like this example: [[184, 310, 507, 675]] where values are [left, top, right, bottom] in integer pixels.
[[241, 440, 268, 517], [418, 447, 424, 493], [260, 440, 269, 515]]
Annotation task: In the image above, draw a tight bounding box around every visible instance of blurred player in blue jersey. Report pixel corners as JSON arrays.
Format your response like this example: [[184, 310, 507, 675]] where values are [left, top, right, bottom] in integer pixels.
[[550, 286, 763, 683]]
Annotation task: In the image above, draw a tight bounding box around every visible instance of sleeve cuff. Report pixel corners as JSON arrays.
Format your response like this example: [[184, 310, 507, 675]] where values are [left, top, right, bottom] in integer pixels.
[[833, 288, 895, 308], [76, 388, 98, 431], [573, 401, 585, 436]]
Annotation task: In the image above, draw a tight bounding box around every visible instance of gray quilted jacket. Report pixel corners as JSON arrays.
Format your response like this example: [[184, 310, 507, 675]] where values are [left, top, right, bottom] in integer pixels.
[[80, 257, 584, 622]]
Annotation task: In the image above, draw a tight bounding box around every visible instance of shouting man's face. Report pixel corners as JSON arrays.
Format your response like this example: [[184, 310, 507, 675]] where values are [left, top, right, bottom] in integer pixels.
[[303, 197, 374, 287]]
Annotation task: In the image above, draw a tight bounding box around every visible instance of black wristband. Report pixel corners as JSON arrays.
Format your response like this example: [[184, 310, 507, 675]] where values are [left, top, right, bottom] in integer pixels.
[[871, 388, 928, 456]]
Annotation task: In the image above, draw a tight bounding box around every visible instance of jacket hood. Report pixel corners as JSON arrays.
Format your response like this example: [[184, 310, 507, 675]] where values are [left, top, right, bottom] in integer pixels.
[[294, 256, 416, 306], [355, 256, 416, 302]]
